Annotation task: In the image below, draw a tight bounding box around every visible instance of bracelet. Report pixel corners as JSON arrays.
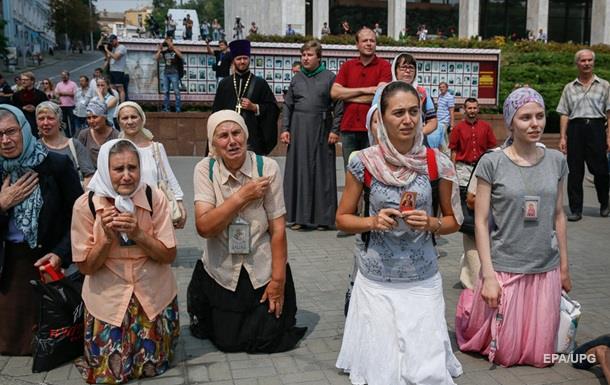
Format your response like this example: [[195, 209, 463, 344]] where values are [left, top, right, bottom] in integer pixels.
[[430, 217, 442, 233]]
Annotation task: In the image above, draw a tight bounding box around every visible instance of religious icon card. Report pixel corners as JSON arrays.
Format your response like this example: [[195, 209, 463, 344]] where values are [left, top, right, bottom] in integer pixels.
[[524, 196, 540, 221], [400, 191, 417, 212]]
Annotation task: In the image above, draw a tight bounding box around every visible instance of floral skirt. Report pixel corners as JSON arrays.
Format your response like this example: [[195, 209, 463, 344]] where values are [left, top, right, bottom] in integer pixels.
[[75, 295, 180, 384]]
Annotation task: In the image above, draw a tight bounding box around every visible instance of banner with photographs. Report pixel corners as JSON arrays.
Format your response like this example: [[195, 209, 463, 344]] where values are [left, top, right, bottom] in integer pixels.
[[124, 39, 500, 105]]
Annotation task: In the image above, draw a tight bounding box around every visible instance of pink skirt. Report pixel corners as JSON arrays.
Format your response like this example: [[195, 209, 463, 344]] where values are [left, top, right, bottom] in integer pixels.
[[455, 267, 561, 368]]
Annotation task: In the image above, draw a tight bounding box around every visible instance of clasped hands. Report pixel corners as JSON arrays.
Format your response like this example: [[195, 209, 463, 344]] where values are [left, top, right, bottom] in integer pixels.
[[100, 207, 141, 242], [369, 208, 432, 232]]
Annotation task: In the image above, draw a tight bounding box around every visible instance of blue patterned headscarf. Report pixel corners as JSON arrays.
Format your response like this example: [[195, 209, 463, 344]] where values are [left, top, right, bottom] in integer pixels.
[[0, 104, 48, 248]]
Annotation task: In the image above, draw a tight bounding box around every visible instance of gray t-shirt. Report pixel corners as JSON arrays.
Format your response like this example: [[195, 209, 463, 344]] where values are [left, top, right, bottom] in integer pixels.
[[110, 44, 127, 72], [476, 149, 568, 274], [77, 128, 120, 166], [41, 139, 96, 178]]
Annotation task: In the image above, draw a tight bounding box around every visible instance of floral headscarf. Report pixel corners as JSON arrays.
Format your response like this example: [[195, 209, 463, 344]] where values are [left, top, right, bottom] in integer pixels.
[[0, 104, 48, 248], [502, 87, 545, 147]]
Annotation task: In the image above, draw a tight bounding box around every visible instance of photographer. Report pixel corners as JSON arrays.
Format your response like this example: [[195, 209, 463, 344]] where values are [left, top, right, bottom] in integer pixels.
[[155, 37, 183, 112], [233, 17, 244, 40], [98, 34, 127, 103], [205, 39, 231, 84]]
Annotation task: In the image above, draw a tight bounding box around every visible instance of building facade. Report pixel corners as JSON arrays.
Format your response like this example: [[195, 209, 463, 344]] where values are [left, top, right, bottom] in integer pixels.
[[2, 0, 56, 54]]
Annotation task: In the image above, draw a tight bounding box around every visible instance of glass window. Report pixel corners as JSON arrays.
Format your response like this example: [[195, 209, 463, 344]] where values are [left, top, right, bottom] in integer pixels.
[[548, 0, 591, 44], [479, 0, 527, 40]]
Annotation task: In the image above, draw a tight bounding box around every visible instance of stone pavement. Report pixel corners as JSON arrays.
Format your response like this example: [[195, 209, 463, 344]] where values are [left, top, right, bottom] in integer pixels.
[[1, 156, 608, 385]]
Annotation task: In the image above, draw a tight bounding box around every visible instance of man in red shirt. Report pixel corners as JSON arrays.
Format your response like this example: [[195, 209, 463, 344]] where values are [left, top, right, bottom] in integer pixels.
[[449, 97, 497, 186], [331, 27, 392, 170]]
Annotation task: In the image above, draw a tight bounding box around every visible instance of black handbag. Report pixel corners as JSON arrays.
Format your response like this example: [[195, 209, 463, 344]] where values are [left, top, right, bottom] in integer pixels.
[[458, 185, 475, 235], [31, 264, 84, 373]]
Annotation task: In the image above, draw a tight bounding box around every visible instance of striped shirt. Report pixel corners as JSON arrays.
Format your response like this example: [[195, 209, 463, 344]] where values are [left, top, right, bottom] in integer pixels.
[[436, 91, 455, 125], [556, 75, 610, 119]]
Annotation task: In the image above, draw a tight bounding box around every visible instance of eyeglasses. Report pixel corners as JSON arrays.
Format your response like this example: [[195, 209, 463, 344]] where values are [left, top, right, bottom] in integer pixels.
[[0, 127, 21, 138], [397, 65, 416, 72]]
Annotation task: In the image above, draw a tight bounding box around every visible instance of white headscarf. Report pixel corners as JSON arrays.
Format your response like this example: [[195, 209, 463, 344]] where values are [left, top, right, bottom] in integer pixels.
[[206, 110, 249, 156], [88, 138, 145, 220], [116, 101, 155, 140]]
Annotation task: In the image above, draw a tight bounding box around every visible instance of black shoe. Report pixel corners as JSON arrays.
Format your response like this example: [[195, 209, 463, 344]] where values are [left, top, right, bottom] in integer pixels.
[[601, 205, 609, 217], [567, 212, 582, 222]]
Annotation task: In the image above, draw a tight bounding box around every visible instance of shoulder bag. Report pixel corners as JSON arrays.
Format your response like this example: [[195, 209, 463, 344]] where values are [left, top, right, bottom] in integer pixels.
[[152, 142, 182, 222]]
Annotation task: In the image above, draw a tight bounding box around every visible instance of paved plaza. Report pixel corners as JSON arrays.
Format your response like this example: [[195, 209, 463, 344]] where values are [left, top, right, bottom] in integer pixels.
[[0, 156, 608, 385]]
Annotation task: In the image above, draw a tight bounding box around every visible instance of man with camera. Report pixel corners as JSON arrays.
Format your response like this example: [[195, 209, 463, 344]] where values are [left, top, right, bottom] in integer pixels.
[[155, 36, 183, 112], [205, 39, 231, 84], [99, 34, 127, 103]]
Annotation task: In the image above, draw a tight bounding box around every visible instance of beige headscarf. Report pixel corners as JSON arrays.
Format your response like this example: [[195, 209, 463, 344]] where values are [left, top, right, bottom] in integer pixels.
[[206, 110, 249, 156], [116, 101, 154, 140]]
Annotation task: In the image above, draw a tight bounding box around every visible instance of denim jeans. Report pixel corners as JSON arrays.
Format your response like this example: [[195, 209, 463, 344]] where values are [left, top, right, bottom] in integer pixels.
[[162, 72, 181, 112], [341, 131, 370, 172]]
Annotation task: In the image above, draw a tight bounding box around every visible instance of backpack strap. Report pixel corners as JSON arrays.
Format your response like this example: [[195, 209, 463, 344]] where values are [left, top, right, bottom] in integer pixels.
[[256, 154, 264, 177], [426, 147, 438, 181], [361, 166, 373, 250], [208, 158, 216, 181], [88, 185, 154, 219]]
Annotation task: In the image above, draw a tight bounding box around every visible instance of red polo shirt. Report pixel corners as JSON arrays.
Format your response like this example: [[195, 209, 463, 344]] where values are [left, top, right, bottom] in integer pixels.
[[334, 55, 392, 132], [449, 118, 497, 164]]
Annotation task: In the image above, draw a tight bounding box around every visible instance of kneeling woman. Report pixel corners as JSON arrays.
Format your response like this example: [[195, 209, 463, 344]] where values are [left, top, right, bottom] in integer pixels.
[[189, 110, 306, 353], [455, 87, 570, 368], [335, 81, 463, 385], [71, 139, 179, 384]]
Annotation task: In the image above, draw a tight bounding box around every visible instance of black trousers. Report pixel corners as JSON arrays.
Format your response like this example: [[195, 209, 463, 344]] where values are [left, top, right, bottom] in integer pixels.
[[567, 118, 609, 213]]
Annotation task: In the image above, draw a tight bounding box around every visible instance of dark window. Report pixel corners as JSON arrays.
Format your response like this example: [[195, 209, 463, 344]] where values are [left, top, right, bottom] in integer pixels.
[[548, 0, 591, 44], [479, 0, 527, 40]]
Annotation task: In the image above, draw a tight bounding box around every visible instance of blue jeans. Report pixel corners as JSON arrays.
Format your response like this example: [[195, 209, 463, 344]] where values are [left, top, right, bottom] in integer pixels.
[[162, 72, 181, 112], [427, 121, 448, 149], [212, 30, 220, 41], [341, 131, 370, 172]]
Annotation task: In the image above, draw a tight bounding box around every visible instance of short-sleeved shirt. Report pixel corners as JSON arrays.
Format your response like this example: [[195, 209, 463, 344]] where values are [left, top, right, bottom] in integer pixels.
[[475, 149, 568, 274], [161, 49, 179, 74], [449, 119, 497, 164], [110, 44, 127, 72], [41, 138, 96, 177], [334, 56, 392, 132], [74, 86, 94, 118], [556, 75, 610, 119], [348, 155, 438, 283], [54, 80, 77, 107], [77, 127, 120, 165], [436, 92, 455, 125], [71, 186, 177, 326], [193, 152, 286, 291]]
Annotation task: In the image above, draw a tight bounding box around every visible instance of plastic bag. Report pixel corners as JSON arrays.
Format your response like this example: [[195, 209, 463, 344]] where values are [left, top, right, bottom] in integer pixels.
[[556, 291, 581, 353], [30, 264, 84, 373]]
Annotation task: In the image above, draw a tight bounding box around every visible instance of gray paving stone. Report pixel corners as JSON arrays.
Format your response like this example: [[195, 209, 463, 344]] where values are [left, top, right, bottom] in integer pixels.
[[187, 364, 210, 383]]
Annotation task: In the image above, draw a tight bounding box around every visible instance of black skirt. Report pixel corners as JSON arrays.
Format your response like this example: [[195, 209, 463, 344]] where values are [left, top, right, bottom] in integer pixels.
[[0, 242, 45, 355], [187, 261, 306, 353]]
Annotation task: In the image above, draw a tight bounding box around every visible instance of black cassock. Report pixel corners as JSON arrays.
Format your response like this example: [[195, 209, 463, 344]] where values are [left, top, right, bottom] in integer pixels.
[[212, 71, 279, 155]]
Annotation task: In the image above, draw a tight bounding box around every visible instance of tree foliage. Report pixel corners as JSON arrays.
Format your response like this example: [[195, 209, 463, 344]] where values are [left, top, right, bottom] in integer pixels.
[[49, 0, 100, 46], [150, 0, 223, 32]]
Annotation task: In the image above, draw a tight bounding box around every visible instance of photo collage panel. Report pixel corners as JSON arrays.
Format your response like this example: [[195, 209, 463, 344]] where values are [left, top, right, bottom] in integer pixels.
[[415, 60, 480, 99], [158, 53, 217, 95], [251, 55, 301, 95]]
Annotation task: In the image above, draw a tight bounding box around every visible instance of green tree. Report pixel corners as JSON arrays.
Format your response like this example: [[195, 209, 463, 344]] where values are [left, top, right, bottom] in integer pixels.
[[182, 0, 224, 26], [49, 0, 100, 47], [151, 0, 177, 31]]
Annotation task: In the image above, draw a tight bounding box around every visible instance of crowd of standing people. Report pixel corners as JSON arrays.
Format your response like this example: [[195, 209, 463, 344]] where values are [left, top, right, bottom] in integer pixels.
[[0, 22, 609, 385]]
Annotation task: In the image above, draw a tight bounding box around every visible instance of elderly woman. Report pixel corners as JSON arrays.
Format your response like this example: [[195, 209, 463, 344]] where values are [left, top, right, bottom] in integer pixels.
[[77, 99, 119, 165], [0, 104, 82, 355], [188, 110, 306, 353], [456, 87, 571, 368], [116, 101, 186, 228], [36, 101, 96, 186], [71, 139, 179, 383], [335, 81, 463, 384]]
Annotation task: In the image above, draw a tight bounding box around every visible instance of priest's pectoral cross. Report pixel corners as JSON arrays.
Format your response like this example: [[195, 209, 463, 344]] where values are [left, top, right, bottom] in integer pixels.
[[236, 98, 242, 114]]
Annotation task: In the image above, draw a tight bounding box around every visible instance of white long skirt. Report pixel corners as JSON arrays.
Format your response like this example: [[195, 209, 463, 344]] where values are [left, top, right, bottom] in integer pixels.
[[336, 271, 463, 385]]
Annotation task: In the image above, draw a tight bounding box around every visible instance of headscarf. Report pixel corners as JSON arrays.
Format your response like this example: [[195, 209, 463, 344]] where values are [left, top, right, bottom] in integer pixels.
[[502, 87, 545, 147], [391, 53, 418, 86], [0, 104, 48, 248], [206, 110, 248, 156], [365, 104, 379, 146], [87, 99, 107, 117], [358, 83, 463, 223], [87, 139, 145, 241], [36, 101, 66, 134], [116, 101, 154, 140]]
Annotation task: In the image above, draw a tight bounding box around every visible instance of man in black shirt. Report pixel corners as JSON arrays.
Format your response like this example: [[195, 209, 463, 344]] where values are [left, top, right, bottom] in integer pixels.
[[205, 39, 231, 84], [155, 36, 183, 112], [11, 71, 47, 136]]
